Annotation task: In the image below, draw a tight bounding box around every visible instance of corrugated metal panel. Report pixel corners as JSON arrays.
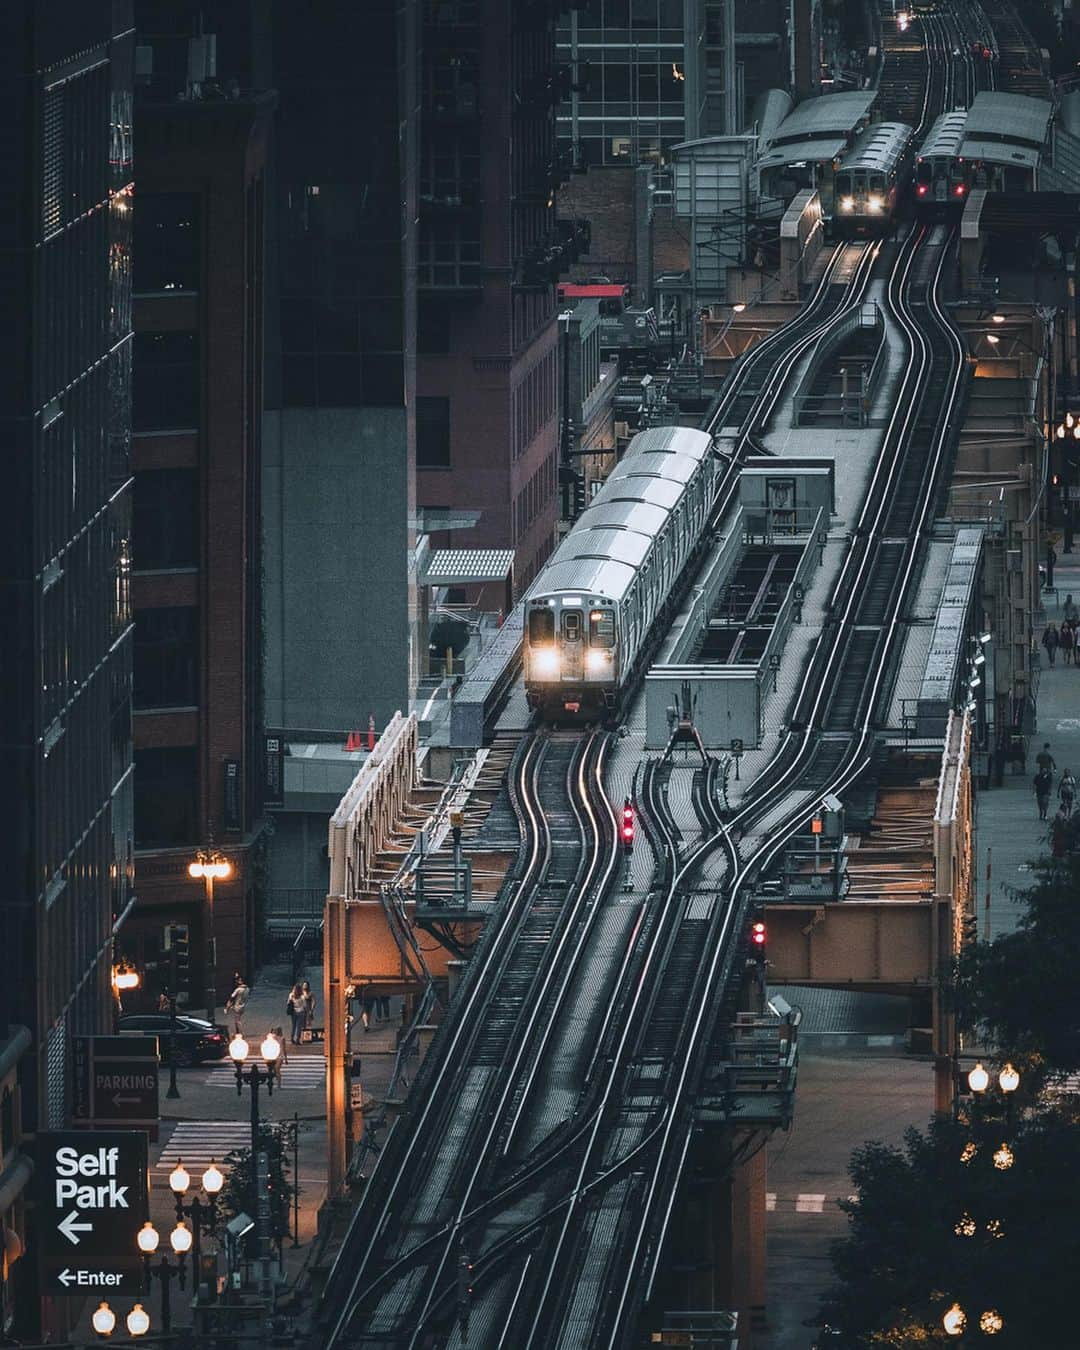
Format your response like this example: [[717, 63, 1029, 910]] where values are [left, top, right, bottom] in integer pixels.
[[46, 1015, 67, 1130], [965, 91, 1052, 149], [42, 88, 64, 239]]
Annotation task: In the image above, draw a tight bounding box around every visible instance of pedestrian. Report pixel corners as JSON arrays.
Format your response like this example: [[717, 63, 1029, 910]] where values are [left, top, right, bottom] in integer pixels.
[[270, 1025, 288, 1068], [1047, 542, 1058, 590], [300, 980, 316, 1041], [1060, 769, 1076, 818], [1043, 623, 1060, 666], [286, 981, 306, 1044], [360, 992, 375, 1032], [225, 977, 249, 1035], [157, 989, 171, 1014], [1034, 767, 1052, 820], [1065, 594, 1079, 624], [1051, 807, 1070, 858], [1036, 742, 1057, 775], [377, 993, 391, 1023], [1062, 621, 1075, 666]]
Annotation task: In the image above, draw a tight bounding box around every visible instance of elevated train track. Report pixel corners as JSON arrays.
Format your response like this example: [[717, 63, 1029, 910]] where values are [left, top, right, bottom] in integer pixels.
[[314, 12, 1006, 1348]]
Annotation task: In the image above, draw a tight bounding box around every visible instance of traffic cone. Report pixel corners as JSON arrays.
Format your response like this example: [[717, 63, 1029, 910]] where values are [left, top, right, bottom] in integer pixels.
[[345, 731, 361, 752], [367, 714, 376, 751]]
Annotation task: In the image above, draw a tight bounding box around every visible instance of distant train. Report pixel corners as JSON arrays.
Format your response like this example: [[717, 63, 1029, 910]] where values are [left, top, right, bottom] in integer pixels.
[[912, 94, 1051, 213], [833, 120, 915, 238], [524, 427, 718, 718]]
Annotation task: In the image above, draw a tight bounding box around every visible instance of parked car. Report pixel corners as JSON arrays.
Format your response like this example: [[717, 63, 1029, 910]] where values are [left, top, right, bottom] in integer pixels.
[[117, 1013, 229, 1065]]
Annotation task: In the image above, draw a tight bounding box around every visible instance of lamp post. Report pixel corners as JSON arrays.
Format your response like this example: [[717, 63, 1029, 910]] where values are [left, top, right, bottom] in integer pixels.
[[230, 1033, 281, 1292], [111, 959, 140, 1016], [169, 1157, 225, 1299], [187, 852, 232, 1022], [135, 1219, 188, 1333]]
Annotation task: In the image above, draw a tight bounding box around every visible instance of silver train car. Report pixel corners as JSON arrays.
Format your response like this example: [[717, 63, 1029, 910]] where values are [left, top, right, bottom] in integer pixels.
[[833, 120, 914, 238], [913, 109, 970, 216], [524, 426, 717, 717]]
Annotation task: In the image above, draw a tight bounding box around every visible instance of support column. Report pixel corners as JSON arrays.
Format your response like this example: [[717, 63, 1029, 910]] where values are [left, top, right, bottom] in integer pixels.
[[325, 895, 346, 1198]]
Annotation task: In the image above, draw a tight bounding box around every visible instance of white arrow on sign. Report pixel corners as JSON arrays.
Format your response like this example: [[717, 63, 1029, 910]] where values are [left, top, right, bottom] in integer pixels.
[[59, 1212, 93, 1245], [111, 1095, 143, 1106], [58, 1269, 76, 1287]]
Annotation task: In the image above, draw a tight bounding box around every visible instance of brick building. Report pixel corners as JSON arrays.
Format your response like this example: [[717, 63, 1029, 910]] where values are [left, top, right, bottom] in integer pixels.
[[127, 23, 273, 1010], [416, 0, 570, 596]]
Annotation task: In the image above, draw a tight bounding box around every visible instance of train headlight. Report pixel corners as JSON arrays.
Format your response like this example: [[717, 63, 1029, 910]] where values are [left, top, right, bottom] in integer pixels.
[[867, 195, 884, 214], [531, 648, 560, 679], [586, 649, 613, 676], [840, 196, 854, 212]]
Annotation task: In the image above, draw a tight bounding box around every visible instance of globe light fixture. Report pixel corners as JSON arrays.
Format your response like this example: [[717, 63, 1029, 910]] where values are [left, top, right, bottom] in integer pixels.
[[986, 1217, 1005, 1238], [169, 1161, 190, 1194], [92, 1301, 117, 1337], [202, 1160, 224, 1195], [229, 1033, 249, 1063], [261, 1033, 282, 1063], [960, 1140, 977, 1164], [954, 1214, 976, 1238], [980, 1310, 1004, 1335], [999, 1063, 1020, 1093], [136, 1221, 159, 1255], [170, 1222, 193, 1255], [968, 1062, 989, 1093], [993, 1143, 1014, 1170], [126, 1304, 151, 1337], [943, 1302, 966, 1336]]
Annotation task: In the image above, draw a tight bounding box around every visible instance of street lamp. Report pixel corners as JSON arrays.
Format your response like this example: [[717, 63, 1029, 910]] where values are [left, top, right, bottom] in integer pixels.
[[230, 1032, 280, 1156], [169, 1157, 226, 1299], [187, 852, 232, 1022], [136, 1219, 185, 1332], [126, 1305, 151, 1337], [91, 1301, 117, 1337]]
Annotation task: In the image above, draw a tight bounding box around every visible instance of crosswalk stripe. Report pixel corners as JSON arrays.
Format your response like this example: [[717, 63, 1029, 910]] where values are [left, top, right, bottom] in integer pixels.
[[157, 1122, 251, 1170], [196, 1060, 325, 1088]]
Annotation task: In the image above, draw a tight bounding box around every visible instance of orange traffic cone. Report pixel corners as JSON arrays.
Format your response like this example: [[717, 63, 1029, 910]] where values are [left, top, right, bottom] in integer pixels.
[[345, 731, 361, 752], [367, 714, 376, 751]]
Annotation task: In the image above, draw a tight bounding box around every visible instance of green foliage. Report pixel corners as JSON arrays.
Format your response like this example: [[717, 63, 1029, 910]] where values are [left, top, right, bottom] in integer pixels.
[[952, 855, 1080, 1084], [823, 853, 1080, 1345], [219, 1122, 293, 1249]]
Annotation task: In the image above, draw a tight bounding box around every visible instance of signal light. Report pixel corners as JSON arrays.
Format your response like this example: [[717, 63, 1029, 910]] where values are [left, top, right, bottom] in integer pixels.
[[955, 184, 966, 196], [810, 815, 823, 835], [917, 184, 928, 195], [621, 798, 635, 854], [750, 920, 767, 960]]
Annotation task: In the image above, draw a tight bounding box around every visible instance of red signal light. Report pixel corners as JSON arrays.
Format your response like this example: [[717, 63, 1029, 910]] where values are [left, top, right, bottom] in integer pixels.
[[751, 921, 766, 959], [917, 184, 928, 195], [622, 799, 634, 852], [955, 184, 966, 196]]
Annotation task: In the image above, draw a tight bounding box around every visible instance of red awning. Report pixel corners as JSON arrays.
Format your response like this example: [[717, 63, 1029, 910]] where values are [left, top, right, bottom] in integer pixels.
[[558, 283, 627, 298]]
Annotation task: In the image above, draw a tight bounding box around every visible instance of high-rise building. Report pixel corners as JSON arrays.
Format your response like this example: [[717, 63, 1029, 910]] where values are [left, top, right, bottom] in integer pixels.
[[0, 0, 135, 1331], [124, 5, 274, 1008], [263, 0, 419, 733], [416, 0, 570, 595]]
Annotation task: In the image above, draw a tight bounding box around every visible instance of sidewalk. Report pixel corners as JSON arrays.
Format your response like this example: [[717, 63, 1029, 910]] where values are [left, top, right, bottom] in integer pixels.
[[975, 546, 1080, 939]]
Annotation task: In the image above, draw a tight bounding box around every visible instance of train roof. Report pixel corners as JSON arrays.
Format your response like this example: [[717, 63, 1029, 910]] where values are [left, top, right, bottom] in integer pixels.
[[837, 121, 914, 174], [769, 91, 876, 145], [757, 136, 847, 171], [526, 425, 714, 605], [959, 139, 1040, 170], [917, 108, 968, 160], [964, 91, 1052, 150]]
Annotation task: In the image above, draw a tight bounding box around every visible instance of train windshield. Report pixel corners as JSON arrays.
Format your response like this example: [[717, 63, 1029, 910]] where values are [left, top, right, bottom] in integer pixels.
[[916, 159, 932, 183], [561, 610, 583, 642], [835, 173, 852, 197], [589, 609, 615, 648], [870, 174, 886, 192], [528, 608, 555, 645]]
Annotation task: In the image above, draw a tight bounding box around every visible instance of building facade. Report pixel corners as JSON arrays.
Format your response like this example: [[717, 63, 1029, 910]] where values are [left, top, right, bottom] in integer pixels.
[[126, 9, 273, 1008], [0, 0, 135, 1332], [417, 0, 569, 596], [263, 0, 419, 734]]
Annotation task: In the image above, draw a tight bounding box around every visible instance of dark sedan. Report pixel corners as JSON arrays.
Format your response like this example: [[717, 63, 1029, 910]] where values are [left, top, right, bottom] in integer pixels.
[[117, 1013, 230, 1065]]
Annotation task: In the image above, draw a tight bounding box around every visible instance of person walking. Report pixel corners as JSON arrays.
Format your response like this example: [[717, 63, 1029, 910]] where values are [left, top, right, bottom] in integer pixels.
[[270, 1025, 288, 1069], [1036, 742, 1057, 775], [1064, 594, 1079, 625], [1042, 623, 1060, 666], [286, 982, 306, 1044], [1062, 621, 1075, 666], [300, 980, 316, 1042], [1034, 767, 1052, 820], [1060, 769, 1076, 818], [224, 977, 249, 1035], [1047, 542, 1058, 590]]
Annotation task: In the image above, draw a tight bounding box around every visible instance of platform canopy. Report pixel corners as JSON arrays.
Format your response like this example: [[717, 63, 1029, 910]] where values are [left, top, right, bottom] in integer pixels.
[[419, 548, 515, 587]]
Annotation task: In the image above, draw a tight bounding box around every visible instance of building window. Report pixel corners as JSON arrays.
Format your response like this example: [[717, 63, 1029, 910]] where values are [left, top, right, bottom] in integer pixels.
[[134, 747, 198, 848], [133, 193, 200, 293], [133, 469, 199, 570], [133, 331, 199, 432], [417, 396, 451, 469], [133, 607, 199, 709]]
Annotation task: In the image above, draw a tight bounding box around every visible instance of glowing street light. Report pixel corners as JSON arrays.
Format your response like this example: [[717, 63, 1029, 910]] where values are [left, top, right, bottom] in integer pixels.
[[187, 851, 233, 1021], [136, 1222, 159, 1255], [943, 1302, 966, 1336], [968, 1062, 990, 1093], [999, 1063, 1020, 1093], [126, 1305, 150, 1337], [91, 1302, 117, 1337]]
